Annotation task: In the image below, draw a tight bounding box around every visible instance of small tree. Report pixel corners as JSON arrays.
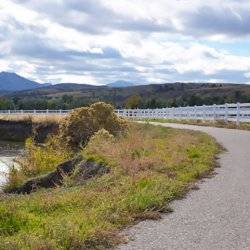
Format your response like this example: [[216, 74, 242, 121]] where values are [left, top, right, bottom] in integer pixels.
[[0, 98, 14, 109]]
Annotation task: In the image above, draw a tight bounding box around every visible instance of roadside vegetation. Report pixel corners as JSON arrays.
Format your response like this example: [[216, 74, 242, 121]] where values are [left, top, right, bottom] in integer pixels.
[[143, 118, 250, 131], [0, 102, 220, 249]]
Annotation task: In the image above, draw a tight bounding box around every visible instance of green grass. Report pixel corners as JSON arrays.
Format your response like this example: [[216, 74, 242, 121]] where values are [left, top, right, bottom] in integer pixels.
[[142, 118, 250, 131], [0, 124, 220, 249]]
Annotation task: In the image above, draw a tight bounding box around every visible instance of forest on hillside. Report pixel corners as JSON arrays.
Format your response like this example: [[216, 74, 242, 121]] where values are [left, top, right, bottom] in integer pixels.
[[0, 82, 250, 110]]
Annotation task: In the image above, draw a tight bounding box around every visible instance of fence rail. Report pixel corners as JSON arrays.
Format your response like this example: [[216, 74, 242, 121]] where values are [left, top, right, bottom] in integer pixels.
[[0, 109, 70, 115], [0, 103, 250, 125], [116, 103, 250, 125]]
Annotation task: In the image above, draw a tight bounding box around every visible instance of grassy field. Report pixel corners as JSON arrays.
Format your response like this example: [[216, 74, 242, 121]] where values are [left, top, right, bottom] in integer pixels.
[[0, 123, 220, 249], [142, 118, 250, 131]]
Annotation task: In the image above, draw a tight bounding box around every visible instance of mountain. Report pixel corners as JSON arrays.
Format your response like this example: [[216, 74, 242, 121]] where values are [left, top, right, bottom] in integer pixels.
[[0, 72, 43, 91], [107, 80, 136, 88], [1, 72, 250, 109]]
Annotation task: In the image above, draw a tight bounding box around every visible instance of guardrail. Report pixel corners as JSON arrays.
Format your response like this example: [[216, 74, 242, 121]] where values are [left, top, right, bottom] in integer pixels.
[[0, 103, 250, 125]]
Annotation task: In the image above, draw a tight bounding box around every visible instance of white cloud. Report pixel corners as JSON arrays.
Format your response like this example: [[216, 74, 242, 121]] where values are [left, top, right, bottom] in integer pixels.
[[0, 0, 250, 83]]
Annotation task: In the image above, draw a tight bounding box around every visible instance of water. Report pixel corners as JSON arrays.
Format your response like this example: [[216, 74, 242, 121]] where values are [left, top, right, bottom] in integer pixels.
[[0, 141, 23, 187]]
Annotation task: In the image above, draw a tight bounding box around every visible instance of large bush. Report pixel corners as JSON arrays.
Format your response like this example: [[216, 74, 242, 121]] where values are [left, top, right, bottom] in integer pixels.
[[59, 102, 127, 149]]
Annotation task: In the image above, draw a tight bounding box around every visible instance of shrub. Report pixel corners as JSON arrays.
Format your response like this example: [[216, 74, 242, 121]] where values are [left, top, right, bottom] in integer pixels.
[[18, 137, 71, 178], [59, 102, 127, 150], [4, 137, 72, 191]]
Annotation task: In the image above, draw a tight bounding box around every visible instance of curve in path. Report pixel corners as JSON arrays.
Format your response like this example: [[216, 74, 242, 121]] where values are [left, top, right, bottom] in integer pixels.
[[118, 123, 250, 250]]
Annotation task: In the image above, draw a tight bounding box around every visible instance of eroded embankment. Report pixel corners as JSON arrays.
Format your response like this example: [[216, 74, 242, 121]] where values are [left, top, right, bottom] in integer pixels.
[[0, 119, 59, 142]]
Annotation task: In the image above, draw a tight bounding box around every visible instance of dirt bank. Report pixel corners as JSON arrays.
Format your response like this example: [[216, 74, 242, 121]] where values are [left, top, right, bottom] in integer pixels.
[[0, 119, 59, 142]]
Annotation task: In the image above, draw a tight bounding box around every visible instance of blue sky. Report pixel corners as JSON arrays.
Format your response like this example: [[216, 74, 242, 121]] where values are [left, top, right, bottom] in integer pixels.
[[0, 0, 250, 84]]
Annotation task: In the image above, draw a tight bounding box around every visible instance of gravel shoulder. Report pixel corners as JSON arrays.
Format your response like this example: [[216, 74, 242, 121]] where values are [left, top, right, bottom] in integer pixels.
[[118, 123, 250, 250]]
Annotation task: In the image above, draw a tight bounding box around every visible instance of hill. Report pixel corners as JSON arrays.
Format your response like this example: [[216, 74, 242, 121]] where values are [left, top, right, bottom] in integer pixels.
[[0, 72, 137, 92], [1, 81, 250, 110], [107, 80, 136, 88], [0, 72, 44, 91], [0, 72, 249, 109]]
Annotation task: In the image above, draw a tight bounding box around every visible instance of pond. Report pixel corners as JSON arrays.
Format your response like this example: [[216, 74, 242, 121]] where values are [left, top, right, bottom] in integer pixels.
[[0, 141, 23, 188]]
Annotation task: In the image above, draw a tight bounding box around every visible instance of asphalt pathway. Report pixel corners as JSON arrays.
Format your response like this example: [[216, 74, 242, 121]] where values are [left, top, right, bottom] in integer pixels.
[[118, 123, 250, 250]]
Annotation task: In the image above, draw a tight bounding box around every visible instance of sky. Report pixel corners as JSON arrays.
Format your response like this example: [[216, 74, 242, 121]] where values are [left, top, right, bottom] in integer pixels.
[[1, 0, 250, 85]]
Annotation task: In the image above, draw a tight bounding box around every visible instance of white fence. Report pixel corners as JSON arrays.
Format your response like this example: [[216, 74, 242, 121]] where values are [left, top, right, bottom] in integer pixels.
[[0, 103, 250, 125], [0, 109, 70, 115], [116, 103, 250, 125]]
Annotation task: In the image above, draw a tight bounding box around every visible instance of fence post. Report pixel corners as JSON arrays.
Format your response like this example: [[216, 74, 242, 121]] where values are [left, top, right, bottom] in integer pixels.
[[202, 105, 206, 121], [172, 107, 175, 119], [213, 104, 216, 121], [224, 103, 228, 123], [236, 102, 240, 126]]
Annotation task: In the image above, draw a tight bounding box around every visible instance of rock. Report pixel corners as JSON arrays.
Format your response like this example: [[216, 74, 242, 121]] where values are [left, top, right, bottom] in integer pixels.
[[73, 160, 110, 184], [9, 156, 110, 194]]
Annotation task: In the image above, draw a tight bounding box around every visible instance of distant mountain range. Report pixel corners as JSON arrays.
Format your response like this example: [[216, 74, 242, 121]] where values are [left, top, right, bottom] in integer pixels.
[[107, 80, 136, 88], [1, 71, 249, 109], [0, 72, 136, 92], [0, 72, 43, 91]]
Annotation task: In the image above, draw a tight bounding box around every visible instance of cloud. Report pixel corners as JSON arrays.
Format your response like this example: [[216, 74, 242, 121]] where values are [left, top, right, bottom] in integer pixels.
[[13, 0, 250, 38], [0, 0, 250, 84], [12, 0, 174, 34], [182, 4, 250, 37]]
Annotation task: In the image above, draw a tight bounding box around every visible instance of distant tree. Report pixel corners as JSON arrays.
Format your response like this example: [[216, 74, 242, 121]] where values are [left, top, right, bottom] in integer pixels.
[[125, 95, 142, 108], [62, 94, 73, 104], [188, 94, 203, 106], [171, 98, 178, 107], [143, 98, 166, 108], [0, 98, 14, 109], [234, 91, 242, 102]]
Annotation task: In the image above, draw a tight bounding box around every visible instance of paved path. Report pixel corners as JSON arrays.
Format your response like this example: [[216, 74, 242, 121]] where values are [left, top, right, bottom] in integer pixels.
[[118, 123, 250, 250]]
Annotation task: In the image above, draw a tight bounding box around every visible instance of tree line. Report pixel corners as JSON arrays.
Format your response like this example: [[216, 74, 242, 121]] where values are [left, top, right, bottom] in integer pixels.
[[0, 90, 250, 110]]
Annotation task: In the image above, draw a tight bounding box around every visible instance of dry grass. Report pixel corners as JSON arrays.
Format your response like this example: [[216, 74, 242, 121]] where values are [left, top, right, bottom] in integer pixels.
[[0, 114, 66, 123], [83, 124, 204, 179]]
